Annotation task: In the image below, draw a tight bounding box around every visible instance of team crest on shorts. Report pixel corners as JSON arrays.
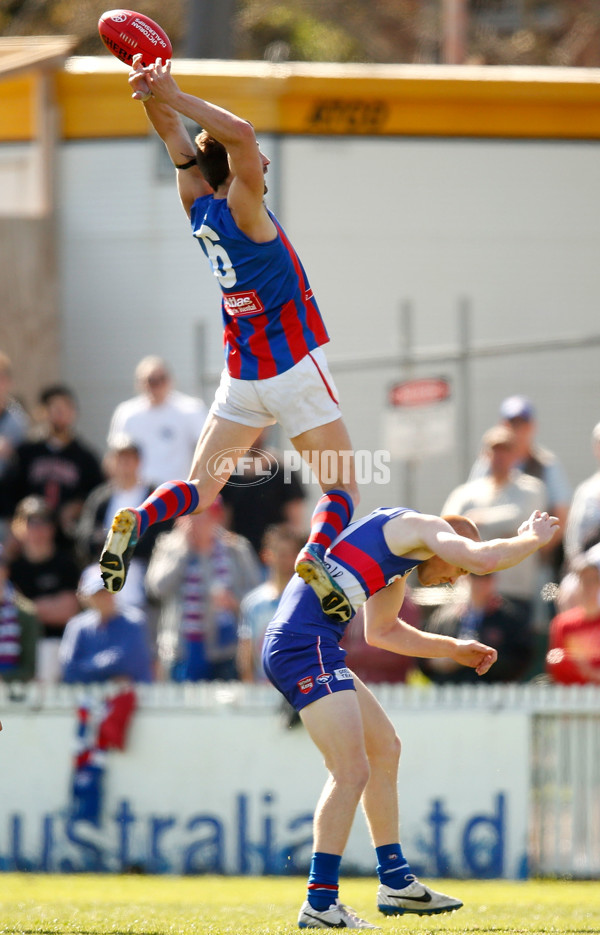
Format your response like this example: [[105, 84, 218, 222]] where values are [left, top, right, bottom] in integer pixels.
[[297, 676, 314, 694], [316, 672, 333, 684]]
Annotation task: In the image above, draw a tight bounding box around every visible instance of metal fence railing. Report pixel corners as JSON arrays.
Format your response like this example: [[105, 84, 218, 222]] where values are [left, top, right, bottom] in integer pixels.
[[531, 711, 600, 877]]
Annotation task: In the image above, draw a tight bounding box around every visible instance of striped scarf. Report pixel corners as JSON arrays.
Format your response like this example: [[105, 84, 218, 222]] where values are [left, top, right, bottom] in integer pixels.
[[181, 534, 232, 639], [0, 585, 21, 670]]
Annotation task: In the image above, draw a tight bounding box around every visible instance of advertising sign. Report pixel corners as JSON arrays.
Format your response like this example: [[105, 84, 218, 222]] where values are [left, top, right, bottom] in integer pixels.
[[0, 703, 528, 878]]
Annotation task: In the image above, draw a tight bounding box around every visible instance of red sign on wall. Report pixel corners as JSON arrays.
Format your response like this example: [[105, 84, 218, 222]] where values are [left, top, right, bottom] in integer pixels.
[[388, 378, 451, 408]]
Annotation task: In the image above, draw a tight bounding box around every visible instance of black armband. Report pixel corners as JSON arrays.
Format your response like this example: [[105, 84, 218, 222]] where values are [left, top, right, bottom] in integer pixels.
[[174, 157, 197, 170]]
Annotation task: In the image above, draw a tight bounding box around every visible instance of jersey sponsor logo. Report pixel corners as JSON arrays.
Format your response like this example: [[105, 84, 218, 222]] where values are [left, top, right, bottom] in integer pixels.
[[297, 676, 314, 694], [316, 672, 333, 684], [334, 667, 353, 681], [223, 290, 265, 317]]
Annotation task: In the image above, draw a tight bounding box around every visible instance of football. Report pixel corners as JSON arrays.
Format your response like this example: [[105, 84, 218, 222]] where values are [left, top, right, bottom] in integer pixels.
[[98, 9, 172, 67]]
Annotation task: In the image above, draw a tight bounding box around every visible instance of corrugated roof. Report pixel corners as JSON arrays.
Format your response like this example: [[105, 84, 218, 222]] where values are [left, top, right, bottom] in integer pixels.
[[0, 36, 76, 79]]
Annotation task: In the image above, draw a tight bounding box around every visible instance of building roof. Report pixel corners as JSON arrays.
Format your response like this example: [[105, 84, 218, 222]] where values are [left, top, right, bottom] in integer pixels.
[[0, 36, 76, 80]]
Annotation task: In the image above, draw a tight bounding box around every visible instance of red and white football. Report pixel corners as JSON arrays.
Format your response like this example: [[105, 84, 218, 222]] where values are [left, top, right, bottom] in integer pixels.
[[98, 9, 172, 67]]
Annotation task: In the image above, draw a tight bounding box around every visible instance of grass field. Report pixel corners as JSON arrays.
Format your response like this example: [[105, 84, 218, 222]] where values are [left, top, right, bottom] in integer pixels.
[[1, 874, 599, 934]]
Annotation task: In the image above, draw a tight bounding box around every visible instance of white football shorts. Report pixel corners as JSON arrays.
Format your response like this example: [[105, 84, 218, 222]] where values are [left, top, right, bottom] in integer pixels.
[[208, 347, 342, 439]]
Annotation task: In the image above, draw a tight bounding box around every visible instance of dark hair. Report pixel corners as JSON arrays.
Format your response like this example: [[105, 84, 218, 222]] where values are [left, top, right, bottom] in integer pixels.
[[39, 384, 77, 407], [194, 131, 230, 191]]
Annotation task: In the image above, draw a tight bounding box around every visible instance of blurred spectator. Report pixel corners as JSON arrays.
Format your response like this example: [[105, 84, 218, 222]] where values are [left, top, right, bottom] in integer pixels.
[[237, 524, 304, 683], [469, 395, 570, 577], [0, 544, 39, 683], [546, 553, 600, 685], [220, 430, 307, 557], [107, 355, 207, 486], [0, 352, 28, 480], [59, 565, 153, 684], [8, 496, 80, 682], [564, 421, 600, 564], [557, 541, 600, 613], [146, 497, 262, 681], [418, 573, 534, 684], [75, 434, 171, 609], [2, 384, 103, 549], [443, 424, 547, 628], [341, 590, 421, 684]]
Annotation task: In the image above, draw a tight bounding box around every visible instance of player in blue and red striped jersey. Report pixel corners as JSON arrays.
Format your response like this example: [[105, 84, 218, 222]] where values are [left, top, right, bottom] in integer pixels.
[[262, 507, 559, 928], [100, 57, 356, 617]]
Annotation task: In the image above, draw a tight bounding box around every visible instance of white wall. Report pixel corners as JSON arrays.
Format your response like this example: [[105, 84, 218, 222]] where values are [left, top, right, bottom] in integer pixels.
[[53, 134, 600, 515], [0, 143, 42, 215]]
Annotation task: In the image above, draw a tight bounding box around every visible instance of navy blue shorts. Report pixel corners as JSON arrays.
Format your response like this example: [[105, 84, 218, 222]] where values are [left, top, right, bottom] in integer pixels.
[[262, 628, 356, 711]]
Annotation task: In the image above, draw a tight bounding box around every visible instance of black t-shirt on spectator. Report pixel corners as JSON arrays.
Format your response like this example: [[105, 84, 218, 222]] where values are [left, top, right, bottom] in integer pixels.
[[1, 437, 104, 518], [9, 551, 81, 639]]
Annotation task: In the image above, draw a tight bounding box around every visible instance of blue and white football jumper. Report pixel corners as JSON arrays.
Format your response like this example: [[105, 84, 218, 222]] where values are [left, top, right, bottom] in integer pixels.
[[262, 508, 422, 710]]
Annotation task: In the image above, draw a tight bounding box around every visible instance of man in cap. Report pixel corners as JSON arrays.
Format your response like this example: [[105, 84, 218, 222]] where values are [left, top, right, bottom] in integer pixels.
[[76, 434, 172, 610], [59, 564, 153, 684], [443, 424, 548, 628], [469, 395, 570, 576], [9, 495, 80, 681]]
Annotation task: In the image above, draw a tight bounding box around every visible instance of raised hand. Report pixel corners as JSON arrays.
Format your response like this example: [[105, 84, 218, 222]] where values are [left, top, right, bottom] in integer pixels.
[[140, 59, 181, 106], [128, 53, 151, 102]]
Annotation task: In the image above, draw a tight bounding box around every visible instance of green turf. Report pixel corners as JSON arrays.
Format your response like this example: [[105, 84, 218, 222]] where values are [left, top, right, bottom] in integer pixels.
[[0, 874, 599, 934]]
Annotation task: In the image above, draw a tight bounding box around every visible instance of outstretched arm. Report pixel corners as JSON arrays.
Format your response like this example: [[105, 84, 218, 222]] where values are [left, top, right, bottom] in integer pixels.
[[387, 510, 560, 576], [363, 578, 497, 676], [129, 55, 211, 216], [137, 59, 273, 238]]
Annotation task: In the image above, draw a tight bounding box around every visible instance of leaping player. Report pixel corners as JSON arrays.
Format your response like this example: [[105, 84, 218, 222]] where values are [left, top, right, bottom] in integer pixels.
[[100, 56, 357, 617]]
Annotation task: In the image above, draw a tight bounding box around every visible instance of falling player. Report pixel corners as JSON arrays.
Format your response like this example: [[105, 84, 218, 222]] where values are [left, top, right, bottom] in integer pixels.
[[261, 507, 559, 927]]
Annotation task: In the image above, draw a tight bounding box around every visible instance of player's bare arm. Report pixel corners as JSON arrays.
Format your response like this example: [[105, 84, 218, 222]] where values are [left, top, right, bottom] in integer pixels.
[[363, 578, 497, 676], [138, 59, 275, 240], [385, 510, 559, 575], [129, 55, 210, 216]]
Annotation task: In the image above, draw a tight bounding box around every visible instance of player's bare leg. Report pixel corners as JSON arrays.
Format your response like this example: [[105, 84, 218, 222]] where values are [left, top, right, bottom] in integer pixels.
[[352, 676, 401, 845], [351, 677, 463, 917], [298, 690, 379, 929], [292, 416, 358, 505], [300, 690, 369, 855], [187, 412, 264, 508], [100, 414, 262, 591], [291, 418, 358, 621]]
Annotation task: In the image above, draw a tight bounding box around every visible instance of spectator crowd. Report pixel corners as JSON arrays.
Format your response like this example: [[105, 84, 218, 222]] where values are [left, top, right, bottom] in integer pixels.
[[1, 351, 599, 691]]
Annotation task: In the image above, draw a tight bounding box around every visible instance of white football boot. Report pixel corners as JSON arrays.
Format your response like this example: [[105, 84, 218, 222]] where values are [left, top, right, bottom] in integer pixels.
[[298, 898, 378, 928], [377, 880, 463, 915]]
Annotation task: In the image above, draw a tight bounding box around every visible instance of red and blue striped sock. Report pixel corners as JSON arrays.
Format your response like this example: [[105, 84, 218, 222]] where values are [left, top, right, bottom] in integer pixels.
[[305, 489, 354, 558], [307, 851, 342, 910], [376, 843, 415, 889], [135, 480, 200, 537]]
